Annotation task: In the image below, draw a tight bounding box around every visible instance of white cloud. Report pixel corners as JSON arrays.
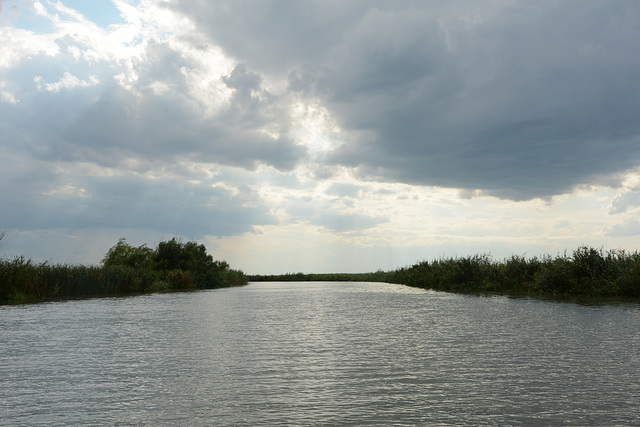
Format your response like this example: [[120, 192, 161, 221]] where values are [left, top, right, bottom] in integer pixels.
[[0, 90, 18, 103], [34, 71, 99, 92], [0, 27, 60, 68], [607, 169, 640, 214], [605, 218, 640, 238], [607, 192, 640, 215], [0, 81, 19, 103]]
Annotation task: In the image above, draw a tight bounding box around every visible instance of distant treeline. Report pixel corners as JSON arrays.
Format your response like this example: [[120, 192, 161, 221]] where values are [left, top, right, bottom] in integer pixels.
[[249, 270, 393, 283], [1, 238, 247, 303], [252, 247, 640, 299]]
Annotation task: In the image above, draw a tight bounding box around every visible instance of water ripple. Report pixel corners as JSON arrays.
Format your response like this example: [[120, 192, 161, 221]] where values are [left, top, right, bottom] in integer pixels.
[[1, 282, 639, 425]]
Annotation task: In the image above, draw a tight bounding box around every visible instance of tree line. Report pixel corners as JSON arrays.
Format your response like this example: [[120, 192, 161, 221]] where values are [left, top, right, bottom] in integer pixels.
[[1, 237, 247, 303], [249, 270, 392, 283]]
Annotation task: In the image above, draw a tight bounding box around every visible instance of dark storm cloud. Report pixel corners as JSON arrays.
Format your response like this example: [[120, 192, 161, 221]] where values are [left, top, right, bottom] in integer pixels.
[[60, 80, 302, 171], [0, 171, 276, 239], [166, 0, 365, 74], [8, 38, 304, 173], [173, 0, 640, 200]]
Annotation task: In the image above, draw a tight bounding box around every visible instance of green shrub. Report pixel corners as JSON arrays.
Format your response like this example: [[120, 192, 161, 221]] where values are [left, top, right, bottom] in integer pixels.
[[1, 237, 246, 303]]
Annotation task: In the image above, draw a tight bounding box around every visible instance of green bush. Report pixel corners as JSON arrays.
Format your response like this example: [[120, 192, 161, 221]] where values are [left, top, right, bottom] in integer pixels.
[[1, 237, 247, 303]]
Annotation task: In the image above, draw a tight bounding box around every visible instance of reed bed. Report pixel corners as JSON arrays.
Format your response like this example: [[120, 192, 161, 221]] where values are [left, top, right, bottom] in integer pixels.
[[390, 247, 640, 298], [1, 256, 246, 304], [4, 245, 640, 303], [252, 247, 640, 299]]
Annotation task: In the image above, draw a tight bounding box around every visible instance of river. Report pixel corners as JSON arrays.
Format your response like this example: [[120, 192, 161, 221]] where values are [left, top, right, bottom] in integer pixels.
[[1, 281, 639, 425]]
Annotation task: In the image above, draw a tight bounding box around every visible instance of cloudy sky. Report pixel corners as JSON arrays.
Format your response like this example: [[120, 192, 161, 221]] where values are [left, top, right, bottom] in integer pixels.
[[2, 0, 640, 274]]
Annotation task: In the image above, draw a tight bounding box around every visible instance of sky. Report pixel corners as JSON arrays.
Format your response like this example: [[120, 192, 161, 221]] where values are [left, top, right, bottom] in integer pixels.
[[1, 0, 640, 274]]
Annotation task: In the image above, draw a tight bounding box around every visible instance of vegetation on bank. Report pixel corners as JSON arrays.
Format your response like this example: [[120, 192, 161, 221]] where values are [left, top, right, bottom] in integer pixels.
[[252, 247, 640, 299], [3, 239, 640, 303], [389, 247, 640, 298], [249, 270, 393, 283], [0, 238, 247, 303]]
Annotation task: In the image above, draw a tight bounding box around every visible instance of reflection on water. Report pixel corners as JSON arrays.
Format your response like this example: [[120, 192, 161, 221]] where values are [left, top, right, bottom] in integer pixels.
[[1, 282, 639, 425]]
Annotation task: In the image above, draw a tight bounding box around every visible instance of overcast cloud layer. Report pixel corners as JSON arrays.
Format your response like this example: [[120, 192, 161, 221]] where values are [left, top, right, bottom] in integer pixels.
[[2, 0, 640, 272], [173, 0, 640, 199]]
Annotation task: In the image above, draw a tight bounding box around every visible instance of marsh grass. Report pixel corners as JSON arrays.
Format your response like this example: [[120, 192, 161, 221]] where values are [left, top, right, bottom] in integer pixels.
[[4, 245, 640, 303], [1, 256, 246, 304], [391, 247, 640, 298], [252, 246, 640, 299]]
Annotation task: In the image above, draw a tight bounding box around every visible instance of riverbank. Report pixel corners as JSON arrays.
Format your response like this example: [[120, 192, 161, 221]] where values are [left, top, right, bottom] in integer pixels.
[[391, 247, 640, 298], [249, 270, 393, 283], [251, 247, 640, 299], [4, 245, 640, 304], [0, 238, 247, 304], [0, 258, 247, 304]]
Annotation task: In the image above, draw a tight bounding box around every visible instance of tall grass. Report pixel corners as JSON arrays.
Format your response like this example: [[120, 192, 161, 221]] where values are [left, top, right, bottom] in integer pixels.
[[0, 256, 246, 303], [389, 247, 640, 298], [4, 246, 639, 303], [250, 246, 640, 299]]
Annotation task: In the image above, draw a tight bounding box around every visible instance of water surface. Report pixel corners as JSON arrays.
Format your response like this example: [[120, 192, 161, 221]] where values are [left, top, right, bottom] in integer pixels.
[[1, 282, 639, 425]]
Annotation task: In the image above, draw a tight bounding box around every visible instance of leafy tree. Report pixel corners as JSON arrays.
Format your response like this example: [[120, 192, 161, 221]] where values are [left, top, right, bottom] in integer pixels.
[[102, 238, 155, 269], [154, 238, 234, 288], [155, 238, 212, 271], [154, 238, 188, 271]]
